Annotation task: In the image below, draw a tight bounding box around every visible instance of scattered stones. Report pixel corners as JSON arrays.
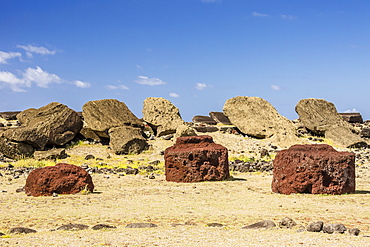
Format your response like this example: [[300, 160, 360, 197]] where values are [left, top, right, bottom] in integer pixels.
[[278, 217, 297, 229], [125, 223, 158, 228], [207, 223, 224, 227], [56, 224, 89, 231], [323, 223, 347, 234], [85, 154, 95, 160], [25, 163, 94, 196], [142, 97, 185, 137], [272, 144, 356, 195], [242, 220, 276, 229], [91, 224, 117, 230], [9, 227, 37, 234], [124, 167, 139, 175], [348, 228, 361, 236], [33, 148, 68, 161], [164, 135, 229, 182], [307, 221, 324, 232]]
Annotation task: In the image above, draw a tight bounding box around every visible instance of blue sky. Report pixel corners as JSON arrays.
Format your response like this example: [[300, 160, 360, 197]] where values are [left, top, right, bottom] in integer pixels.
[[1, 0, 370, 121]]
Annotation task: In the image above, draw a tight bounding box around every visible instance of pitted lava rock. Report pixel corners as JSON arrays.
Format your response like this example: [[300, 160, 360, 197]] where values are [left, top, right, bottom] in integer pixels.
[[164, 135, 229, 182], [25, 163, 94, 196], [272, 144, 355, 195]]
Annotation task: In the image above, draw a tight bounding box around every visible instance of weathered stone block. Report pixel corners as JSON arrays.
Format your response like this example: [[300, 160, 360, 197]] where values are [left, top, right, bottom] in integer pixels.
[[272, 144, 355, 195], [164, 135, 229, 182], [25, 163, 94, 196]]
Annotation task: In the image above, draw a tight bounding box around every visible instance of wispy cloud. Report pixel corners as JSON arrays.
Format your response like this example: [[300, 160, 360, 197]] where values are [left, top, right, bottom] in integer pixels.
[[0, 66, 89, 92], [195, 82, 210, 90], [280, 14, 297, 20], [344, 108, 359, 113], [23, 66, 61, 88], [136, 64, 143, 69], [0, 51, 22, 64], [271, 84, 282, 91], [16, 44, 58, 57], [252, 12, 270, 18], [169, 92, 180, 98], [135, 76, 166, 86], [106, 85, 129, 90], [73, 80, 91, 88]]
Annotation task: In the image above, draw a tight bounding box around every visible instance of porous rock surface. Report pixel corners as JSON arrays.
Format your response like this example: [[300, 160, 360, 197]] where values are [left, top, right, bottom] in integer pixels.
[[4, 102, 82, 150], [108, 126, 148, 154], [82, 99, 142, 138], [295, 98, 367, 148], [164, 135, 229, 182], [25, 163, 94, 196], [271, 144, 355, 195], [223, 96, 302, 148], [142, 97, 184, 137]]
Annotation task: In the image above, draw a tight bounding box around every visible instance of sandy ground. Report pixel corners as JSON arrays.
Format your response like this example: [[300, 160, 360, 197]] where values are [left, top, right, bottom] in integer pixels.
[[0, 133, 370, 246]]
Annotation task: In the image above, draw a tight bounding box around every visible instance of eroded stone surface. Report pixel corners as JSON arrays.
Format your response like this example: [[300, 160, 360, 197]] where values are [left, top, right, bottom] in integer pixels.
[[25, 163, 94, 196], [164, 135, 229, 182], [272, 144, 355, 195]]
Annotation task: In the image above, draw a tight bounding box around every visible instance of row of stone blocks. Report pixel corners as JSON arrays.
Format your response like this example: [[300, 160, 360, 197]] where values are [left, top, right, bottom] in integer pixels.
[[24, 135, 355, 196]]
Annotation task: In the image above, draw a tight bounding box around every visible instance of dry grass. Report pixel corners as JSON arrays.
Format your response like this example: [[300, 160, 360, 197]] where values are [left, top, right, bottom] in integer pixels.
[[1, 133, 370, 246]]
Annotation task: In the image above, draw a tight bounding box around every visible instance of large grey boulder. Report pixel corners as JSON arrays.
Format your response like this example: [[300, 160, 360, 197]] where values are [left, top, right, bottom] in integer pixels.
[[223, 96, 302, 148], [296, 98, 367, 148], [3, 102, 82, 150], [82, 99, 142, 138], [142, 97, 184, 137], [108, 126, 148, 154]]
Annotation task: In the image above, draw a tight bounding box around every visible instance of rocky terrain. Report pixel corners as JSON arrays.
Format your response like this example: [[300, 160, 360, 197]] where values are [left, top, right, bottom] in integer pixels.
[[0, 97, 370, 246]]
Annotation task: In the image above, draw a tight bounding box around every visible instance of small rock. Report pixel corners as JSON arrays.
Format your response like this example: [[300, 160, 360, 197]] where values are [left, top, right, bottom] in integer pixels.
[[207, 223, 224, 227], [16, 188, 24, 193], [52, 192, 58, 197], [242, 220, 276, 229], [125, 223, 158, 228], [56, 224, 89, 231], [85, 154, 95, 160], [148, 173, 155, 179], [91, 224, 117, 230], [9, 227, 37, 234], [278, 217, 297, 229], [348, 228, 361, 236], [0, 232, 4, 236], [307, 221, 324, 232], [323, 224, 346, 234]]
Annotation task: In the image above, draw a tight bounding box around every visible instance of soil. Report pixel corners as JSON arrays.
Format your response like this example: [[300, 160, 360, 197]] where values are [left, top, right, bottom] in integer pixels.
[[1, 132, 370, 246]]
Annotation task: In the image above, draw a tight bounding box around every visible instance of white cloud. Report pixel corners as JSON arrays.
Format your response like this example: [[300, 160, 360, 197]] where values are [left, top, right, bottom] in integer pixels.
[[73, 80, 91, 88], [271, 85, 281, 91], [344, 108, 359, 113], [0, 51, 22, 64], [195, 82, 209, 90], [136, 64, 143, 69], [135, 76, 166, 86], [252, 12, 270, 17], [169, 92, 180, 98], [280, 14, 297, 20], [17, 44, 57, 57], [23, 66, 61, 88], [0, 71, 30, 92], [0, 66, 90, 92], [106, 85, 129, 90]]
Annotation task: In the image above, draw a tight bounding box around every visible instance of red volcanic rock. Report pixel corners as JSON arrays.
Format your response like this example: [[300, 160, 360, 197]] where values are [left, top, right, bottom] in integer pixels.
[[164, 135, 229, 182], [271, 144, 355, 195], [25, 163, 94, 196]]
